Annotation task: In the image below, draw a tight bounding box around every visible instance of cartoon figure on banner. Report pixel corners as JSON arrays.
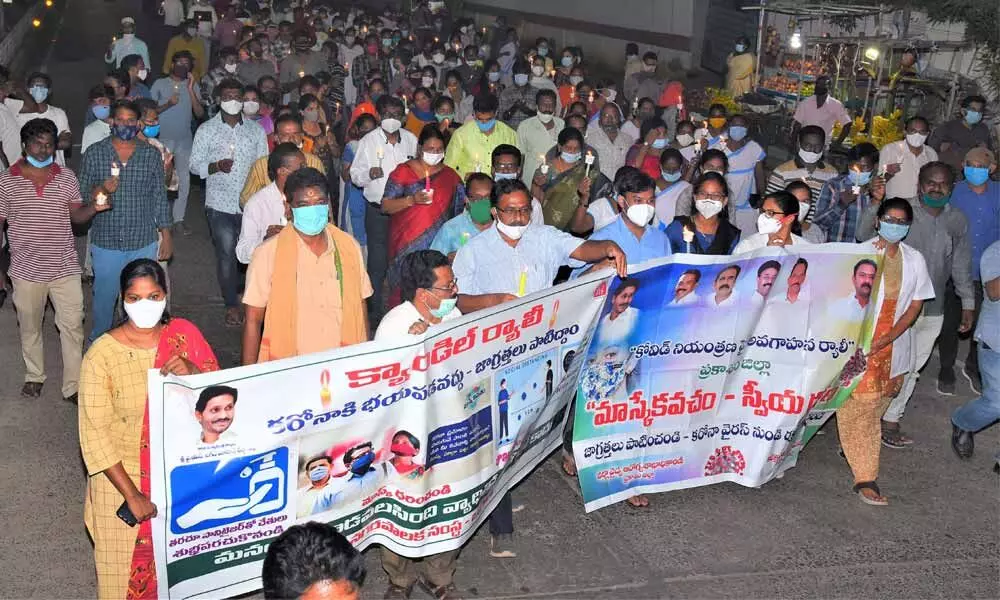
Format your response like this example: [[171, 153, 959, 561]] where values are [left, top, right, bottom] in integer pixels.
[[464, 380, 488, 410], [495, 349, 559, 447], [668, 269, 701, 306], [171, 448, 289, 533]]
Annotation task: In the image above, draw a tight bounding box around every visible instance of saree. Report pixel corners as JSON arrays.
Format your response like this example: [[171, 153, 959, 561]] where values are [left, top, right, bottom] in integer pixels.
[[540, 162, 587, 231], [385, 163, 464, 308], [126, 318, 218, 599], [726, 52, 755, 97]]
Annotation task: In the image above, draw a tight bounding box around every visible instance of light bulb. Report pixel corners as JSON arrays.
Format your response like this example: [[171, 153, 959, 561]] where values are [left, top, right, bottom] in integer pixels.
[[864, 47, 879, 61], [789, 30, 802, 50]]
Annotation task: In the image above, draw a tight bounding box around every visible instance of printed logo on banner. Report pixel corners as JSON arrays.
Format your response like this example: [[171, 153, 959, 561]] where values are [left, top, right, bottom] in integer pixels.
[[169, 447, 289, 534]]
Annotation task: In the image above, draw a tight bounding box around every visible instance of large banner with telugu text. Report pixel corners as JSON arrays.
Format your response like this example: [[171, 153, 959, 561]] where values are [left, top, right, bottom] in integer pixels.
[[148, 273, 608, 599], [573, 244, 880, 512]]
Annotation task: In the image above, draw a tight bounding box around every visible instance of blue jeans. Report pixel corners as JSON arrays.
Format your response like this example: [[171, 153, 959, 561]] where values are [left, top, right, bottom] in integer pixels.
[[205, 208, 243, 308], [952, 344, 1000, 433], [89, 242, 158, 342]]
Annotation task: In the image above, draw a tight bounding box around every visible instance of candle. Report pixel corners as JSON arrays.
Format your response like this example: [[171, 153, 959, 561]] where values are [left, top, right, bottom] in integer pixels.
[[95, 192, 108, 207], [424, 166, 431, 191], [343, 62, 350, 71], [402, 95, 408, 113], [584, 150, 594, 177], [539, 154, 549, 175], [682, 225, 694, 253], [229, 143, 235, 159], [110, 162, 120, 177], [517, 268, 528, 297], [632, 97, 638, 111], [851, 166, 862, 195], [474, 154, 481, 172], [588, 91, 594, 103], [433, 36, 439, 43], [298, 69, 305, 78], [460, 231, 470, 246]]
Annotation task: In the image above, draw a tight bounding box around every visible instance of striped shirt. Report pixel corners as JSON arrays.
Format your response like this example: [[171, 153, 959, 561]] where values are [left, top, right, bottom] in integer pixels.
[[79, 138, 171, 251], [764, 158, 839, 222], [0, 161, 82, 282]]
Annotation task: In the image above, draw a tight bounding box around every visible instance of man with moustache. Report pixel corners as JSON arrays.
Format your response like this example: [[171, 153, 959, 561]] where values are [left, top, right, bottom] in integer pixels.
[[785, 258, 808, 304], [830, 259, 878, 322], [194, 385, 238, 445], [753, 260, 781, 304], [710, 265, 741, 308], [669, 269, 701, 306]]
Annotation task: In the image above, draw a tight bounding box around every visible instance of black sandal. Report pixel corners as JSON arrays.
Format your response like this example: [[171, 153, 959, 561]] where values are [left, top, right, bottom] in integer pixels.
[[853, 481, 888, 506]]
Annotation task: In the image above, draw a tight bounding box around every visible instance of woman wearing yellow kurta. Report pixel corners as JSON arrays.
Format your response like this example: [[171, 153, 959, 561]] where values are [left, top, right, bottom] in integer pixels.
[[726, 36, 756, 97], [80, 259, 218, 599]]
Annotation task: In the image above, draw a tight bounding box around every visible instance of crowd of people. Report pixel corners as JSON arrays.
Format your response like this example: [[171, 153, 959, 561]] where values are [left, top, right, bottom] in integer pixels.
[[0, 0, 997, 598]]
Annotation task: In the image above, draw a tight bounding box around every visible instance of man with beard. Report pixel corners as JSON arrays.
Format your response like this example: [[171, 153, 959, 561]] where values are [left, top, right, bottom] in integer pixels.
[[709, 265, 741, 308], [194, 385, 238, 445], [669, 269, 701, 306]]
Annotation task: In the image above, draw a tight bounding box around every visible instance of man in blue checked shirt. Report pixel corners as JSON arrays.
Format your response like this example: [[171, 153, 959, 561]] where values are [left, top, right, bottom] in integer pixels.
[[812, 143, 883, 242], [190, 78, 268, 327]]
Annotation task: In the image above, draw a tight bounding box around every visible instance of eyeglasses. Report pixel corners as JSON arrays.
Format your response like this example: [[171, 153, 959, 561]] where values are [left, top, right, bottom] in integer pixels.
[[879, 217, 910, 225], [431, 279, 458, 292], [495, 206, 532, 217], [694, 193, 726, 202], [761, 209, 787, 218]]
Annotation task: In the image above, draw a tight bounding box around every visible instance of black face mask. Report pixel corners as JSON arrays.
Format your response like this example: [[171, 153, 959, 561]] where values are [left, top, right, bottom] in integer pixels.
[[172, 65, 190, 78]]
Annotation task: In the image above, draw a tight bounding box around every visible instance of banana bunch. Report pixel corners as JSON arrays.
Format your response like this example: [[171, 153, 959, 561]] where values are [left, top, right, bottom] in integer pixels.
[[704, 87, 742, 114]]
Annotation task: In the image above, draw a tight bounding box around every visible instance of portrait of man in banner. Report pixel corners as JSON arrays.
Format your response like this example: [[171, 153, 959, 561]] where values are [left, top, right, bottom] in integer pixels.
[[193, 385, 238, 446], [668, 269, 701, 306], [708, 265, 741, 308]]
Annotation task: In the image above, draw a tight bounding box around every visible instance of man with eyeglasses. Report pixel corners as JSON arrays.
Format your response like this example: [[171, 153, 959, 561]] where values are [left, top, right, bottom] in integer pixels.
[[452, 178, 627, 314], [491, 144, 543, 224]]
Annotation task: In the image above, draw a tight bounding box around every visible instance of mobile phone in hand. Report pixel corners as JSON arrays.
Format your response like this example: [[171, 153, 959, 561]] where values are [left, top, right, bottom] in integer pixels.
[[117, 501, 138, 527]]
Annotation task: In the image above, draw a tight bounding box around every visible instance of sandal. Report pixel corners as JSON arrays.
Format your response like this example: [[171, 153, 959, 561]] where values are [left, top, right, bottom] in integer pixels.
[[224, 307, 244, 328], [880, 422, 913, 449], [20, 382, 43, 398], [561, 452, 577, 477], [625, 494, 650, 508], [853, 481, 888, 506]]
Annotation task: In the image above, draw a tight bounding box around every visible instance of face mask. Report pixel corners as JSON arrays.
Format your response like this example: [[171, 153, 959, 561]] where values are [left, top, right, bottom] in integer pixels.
[[434, 112, 455, 123], [798, 148, 823, 164], [370, 91, 383, 104], [561, 56, 574, 68], [220, 99, 244, 115], [123, 298, 167, 329], [569, 75, 583, 86], [703, 168, 724, 176], [848, 169, 872, 186], [432, 53, 445, 64], [514, 73, 529, 86], [676, 133, 694, 147], [651, 138, 668, 149], [422, 151, 444, 166], [243, 100, 260, 116], [735, 43, 746, 52], [429, 295, 457, 318], [538, 47, 549, 57], [496, 219, 527, 240], [964, 110, 982, 125], [291, 204, 329, 235], [112, 124, 139, 141], [605, 89, 617, 103], [143, 123, 160, 137], [728, 126, 747, 141], [137, 69, 148, 80], [879, 221, 910, 243], [625, 202, 654, 226], [308, 465, 329, 482], [476, 119, 495, 132], [381, 117, 402, 133], [797, 202, 810, 222], [662, 170, 682, 183], [531, 65, 545, 77], [186, 27, 197, 36], [964, 166, 990, 186], [487, 71, 500, 83], [493, 172, 517, 182], [537, 112, 553, 124], [382, 38, 392, 47], [344, 35, 356, 45], [366, 43, 379, 55], [922, 193, 951, 208], [390, 439, 418, 456], [172, 65, 189, 78], [92, 104, 111, 120], [29, 86, 49, 104], [642, 64, 656, 73], [708, 117, 727, 129], [906, 132, 927, 148], [757, 213, 782, 234], [224, 63, 239, 73], [468, 198, 492, 223], [123, 33, 135, 41], [561, 151, 581, 163], [695, 199, 724, 218], [350, 451, 375, 474], [303, 108, 320, 122], [420, 76, 435, 88], [26, 154, 53, 168]]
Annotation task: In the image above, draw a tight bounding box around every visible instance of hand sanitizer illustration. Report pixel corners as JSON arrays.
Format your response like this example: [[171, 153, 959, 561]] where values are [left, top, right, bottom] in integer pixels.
[[246, 452, 285, 515]]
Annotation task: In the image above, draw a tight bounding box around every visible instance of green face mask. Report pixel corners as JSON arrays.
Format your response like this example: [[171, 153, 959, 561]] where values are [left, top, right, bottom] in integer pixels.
[[468, 198, 492, 224], [435, 113, 455, 122], [922, 193, 951, 208]]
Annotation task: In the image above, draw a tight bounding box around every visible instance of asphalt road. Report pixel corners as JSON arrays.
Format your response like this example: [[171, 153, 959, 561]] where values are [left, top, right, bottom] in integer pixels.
[[0, 1, 997, 598]]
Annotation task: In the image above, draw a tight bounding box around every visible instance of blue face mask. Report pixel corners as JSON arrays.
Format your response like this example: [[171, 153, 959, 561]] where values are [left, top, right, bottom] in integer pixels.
[[728, 126, 747, 141], [29, 86, 49, 104], [651, 138, 668, 149], [308, 465, 329, 482], [112, 124, 139, 141], [143, 123, 160, 138], [350, 451, 375, 474], [537, 47, 548, 57], [561, 151, 581, 163], [964, 110, 982, 125], [494, 172, 517, 181], [661, 170, 682, 183], [735, 43, 747, 53], [879, 221, 910, 243], [964, 166, 990, 186], [26, 154, 53, 168], [849, 169, 873, 186], [561, 56, 574, 67], [429, 295, 457, 318], [476, 118, 495, 132], [92, 104, 111, 120], [291, 204, 329, 235]]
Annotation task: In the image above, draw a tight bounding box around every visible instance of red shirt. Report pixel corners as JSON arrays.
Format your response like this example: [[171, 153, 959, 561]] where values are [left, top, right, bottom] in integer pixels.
[[0, 160, 83, 282]]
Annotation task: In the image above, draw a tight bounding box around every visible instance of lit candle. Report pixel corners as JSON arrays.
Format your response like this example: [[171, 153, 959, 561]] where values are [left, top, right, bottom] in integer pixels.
[[682, 225, 694, 253], [433, 36, 439, 43], [584, 150, 594, 177], [110, 162, 120, 177], [460, 231, 470, 246], [229, 143, 235, 160], [402, 95, 408, 113], [851, 166, 862, 195], [424, 166, 431, 191], [298, 69, 305, 78], [588, 91, 594, 103], [539, 154, 549, 175], [96, 191, 108, 207], [517, 268, 528, 297], [632, 97, 638, 111]]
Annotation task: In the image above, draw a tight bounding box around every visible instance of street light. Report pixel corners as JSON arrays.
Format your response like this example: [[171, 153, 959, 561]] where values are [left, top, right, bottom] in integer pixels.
[[864, 46, 880, 61], [44, 0, 53, 6], [789, 29, 802, 50], [31, 17, 41, 27]]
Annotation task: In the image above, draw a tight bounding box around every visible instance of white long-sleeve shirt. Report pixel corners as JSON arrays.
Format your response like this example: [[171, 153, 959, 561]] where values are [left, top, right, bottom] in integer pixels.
[[349, 127, 417, 205], [236, 181, 284, 264], [105, 36, 151, 69]]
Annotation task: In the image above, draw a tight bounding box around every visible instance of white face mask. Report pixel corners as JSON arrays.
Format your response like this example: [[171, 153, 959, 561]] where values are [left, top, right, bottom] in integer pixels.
[[757, 213, 782, 235], [675, 133, 694, 147], [421, 76, 435, 88], [605, 89, 617, 102], [381, 117, 402, 133], [224, 62, 239, 73], [797, 202, 810, 222], [531, 65, 545, 77], [432, 53, 445, 64], [906, 132, 927, 148], [137, 69, 148, 80], [537, 112, 553, 124], [569, 75, 583, 86], [496, 219, 527, 240], [695, 199, 724, 218], [243, 100, 260, 115], [124, 299, 167, 329], [220, 99, 243, 115], [422, 151, 444, 166], [625, 203, 655, 226], [798, 149, 823, 164]]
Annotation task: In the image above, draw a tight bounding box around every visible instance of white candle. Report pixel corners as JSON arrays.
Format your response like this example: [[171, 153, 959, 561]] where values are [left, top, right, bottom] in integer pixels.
[[584, 151, 594, 177], [96, 192, 108, 207], [110, 163, 120, 177]]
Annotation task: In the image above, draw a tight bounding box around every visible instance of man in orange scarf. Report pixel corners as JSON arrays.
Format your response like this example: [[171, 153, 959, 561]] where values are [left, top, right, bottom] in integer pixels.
[[242, 167, 372, 364]]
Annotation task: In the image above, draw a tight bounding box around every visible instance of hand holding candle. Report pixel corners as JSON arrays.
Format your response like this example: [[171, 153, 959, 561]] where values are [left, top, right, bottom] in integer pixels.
[[584, 150, 594, 177], [110, 162, 120, 178], [517, 268, 528, 297]]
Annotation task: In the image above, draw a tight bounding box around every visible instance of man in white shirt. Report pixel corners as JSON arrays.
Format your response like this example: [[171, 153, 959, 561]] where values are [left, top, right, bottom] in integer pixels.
[[880, 116, 938, 200], [81, 85, 114, 155], [516, 89, 562, 186], [296, 455, 344, 518], [596, 277, 640, 349], [828, 259, 877, 323], [349, 96, 417, 322], [19, 72, 71, 166], [709, 264, 741, 308], [193, 385, 238, 445], [792, 76, 852, 147], [586, 104, 634, 181], [752, 260, 781, 304], [669, 269, 701, 306], [375, 249, 463, 340], [236, 143, 303, 264]]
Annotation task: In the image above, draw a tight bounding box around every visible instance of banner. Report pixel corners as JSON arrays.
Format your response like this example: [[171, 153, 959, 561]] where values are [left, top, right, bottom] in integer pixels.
[[148, 273, 608, 599], [572, 244, 880, 512]]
